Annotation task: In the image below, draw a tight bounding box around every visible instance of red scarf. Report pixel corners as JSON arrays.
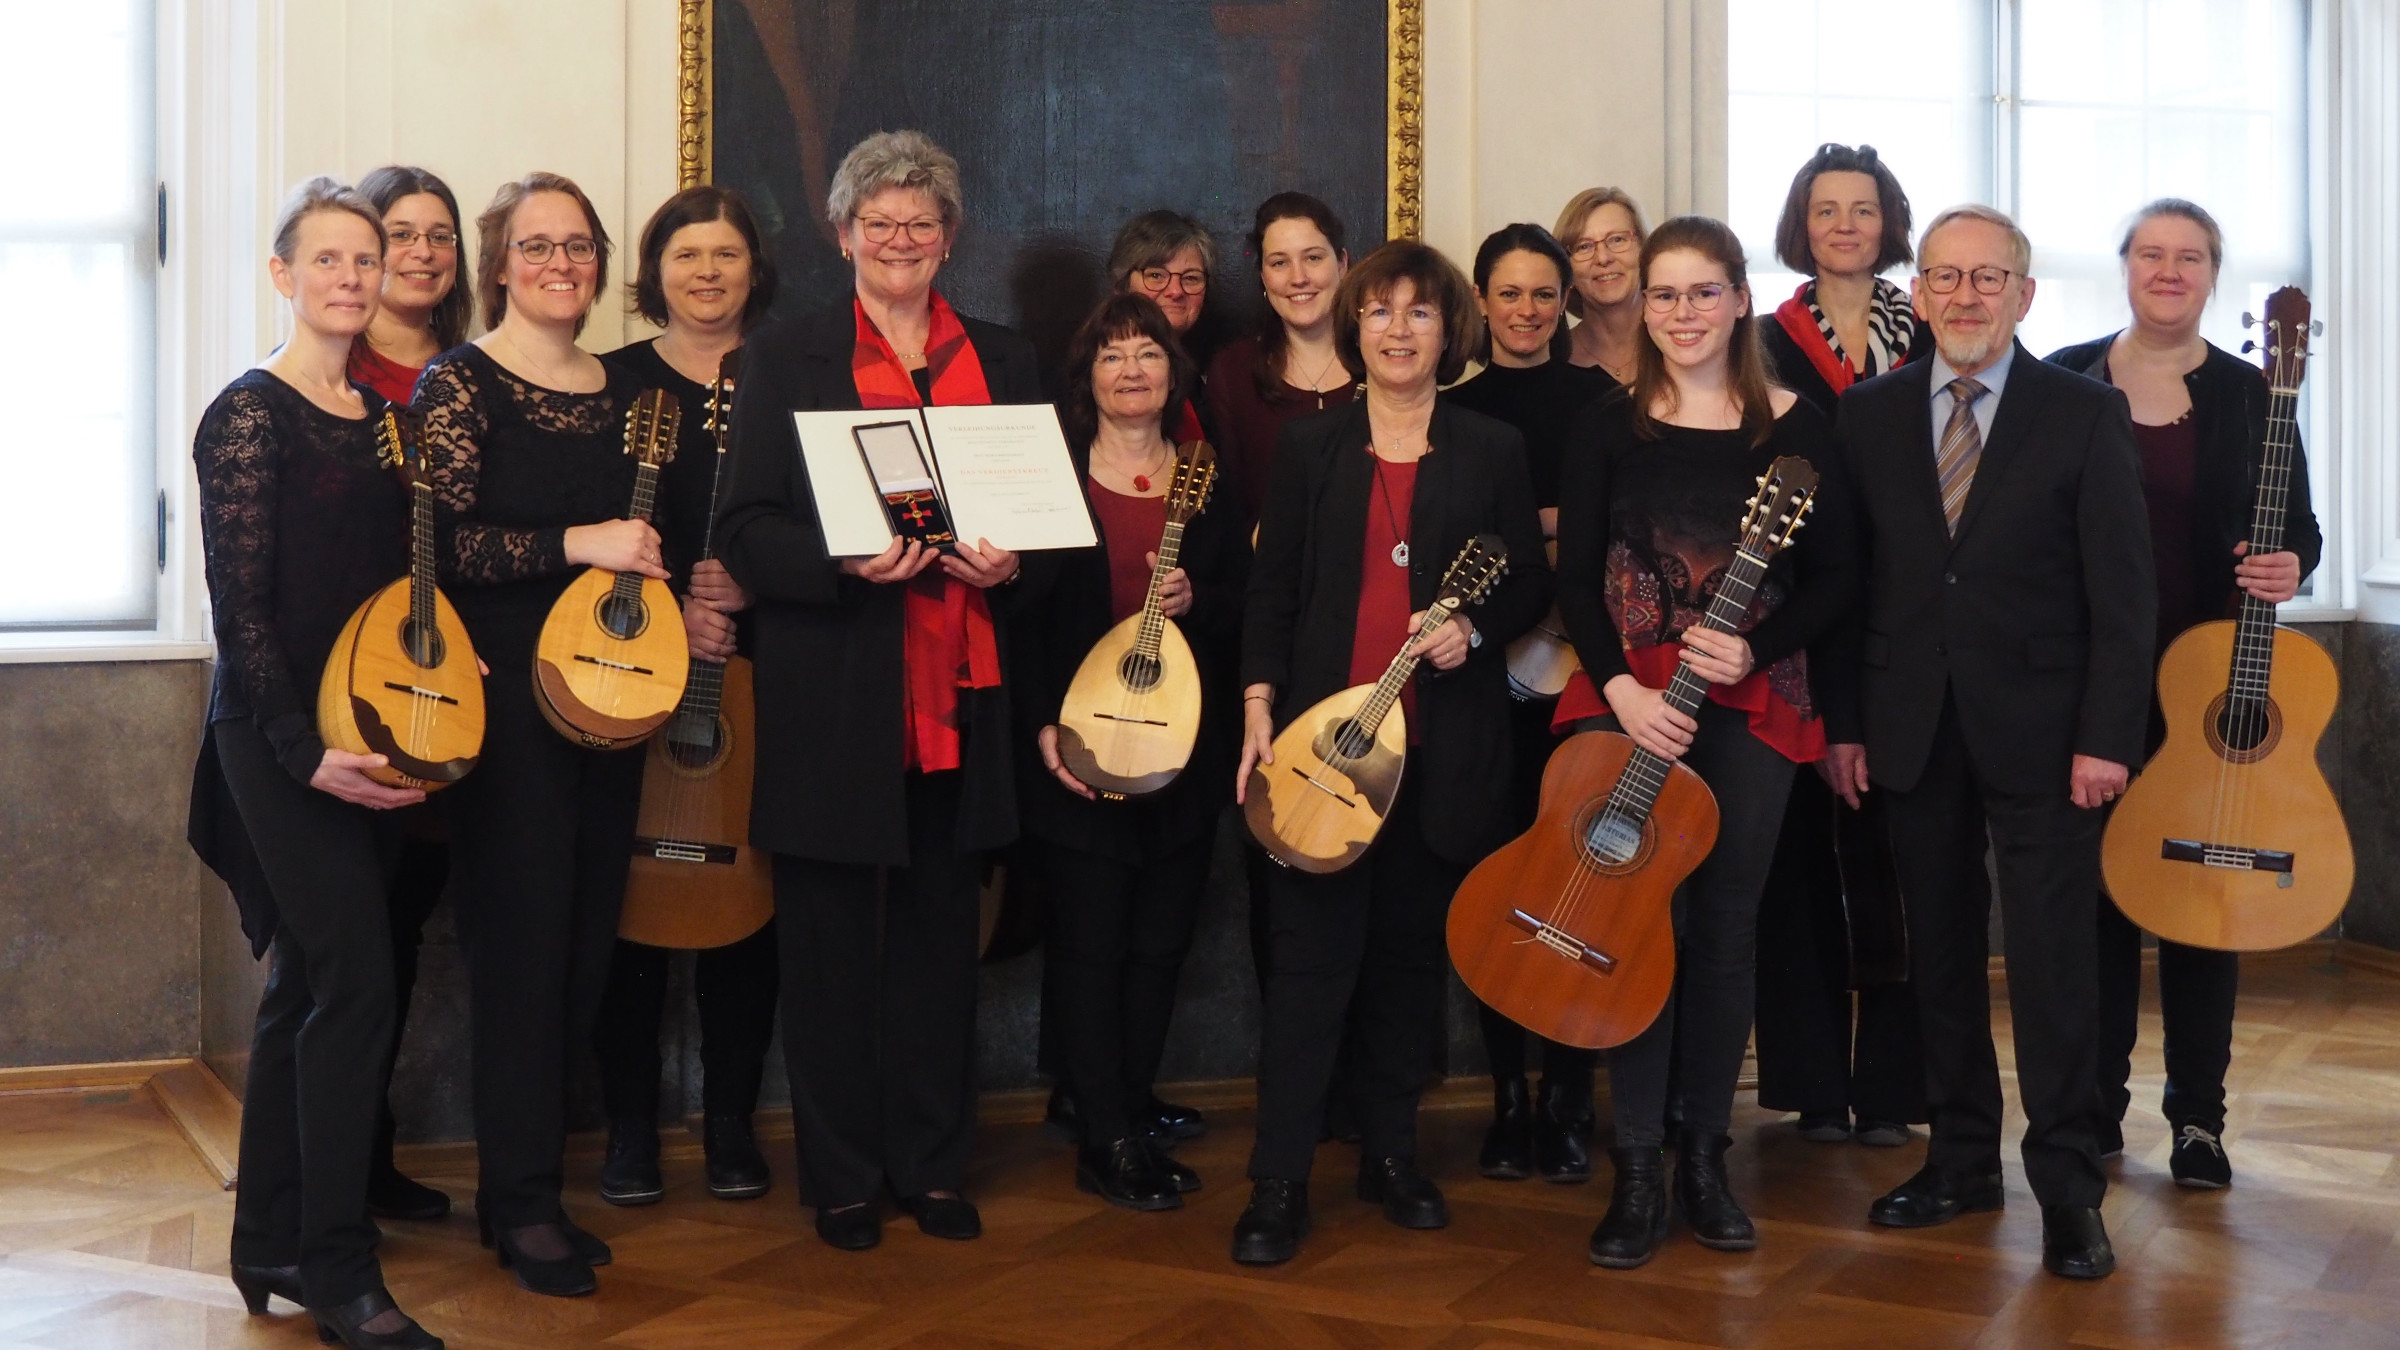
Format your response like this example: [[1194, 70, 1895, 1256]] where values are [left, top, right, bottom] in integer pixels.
[[1773, 291, 1861, 397], [853, 293, 1002, 773]]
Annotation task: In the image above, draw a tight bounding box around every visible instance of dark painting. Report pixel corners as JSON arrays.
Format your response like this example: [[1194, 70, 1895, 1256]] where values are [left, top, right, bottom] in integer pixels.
[[711, 0, 1390, 383]]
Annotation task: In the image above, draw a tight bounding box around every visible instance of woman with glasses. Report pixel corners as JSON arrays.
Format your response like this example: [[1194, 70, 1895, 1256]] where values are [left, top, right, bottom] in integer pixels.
[[1555, 187, 1650, 384], [1556, 217, 1854, 1269], [416, 171, 666, 1298], [717, 130, 1041, 1253], [1230, 240, 1551, 1267], [1205, 193, 1356, 525], [1109, 209, 1218, 442]]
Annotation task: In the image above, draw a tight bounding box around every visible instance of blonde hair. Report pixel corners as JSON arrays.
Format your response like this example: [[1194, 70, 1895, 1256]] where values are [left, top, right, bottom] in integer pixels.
[[270, 175, 385, 264], [1552, 186, 1649, 318]]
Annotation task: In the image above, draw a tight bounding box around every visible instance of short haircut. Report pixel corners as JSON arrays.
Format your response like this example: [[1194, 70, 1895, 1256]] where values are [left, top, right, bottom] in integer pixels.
[[270, 175, 385, 267], [825, 130, 963, 230], [2119, 197, 2224, 271], [628, 185, 780, 331], [474, 171, 612, 335], [1108, 209, 1219, 288], [1332, 239, 1480, 386], [1056, 292, 1198, 454], [357, 165, 471, 348], [1772, 143, 1915, 276], [1917, 203, 2032, 275], [1552, 186, 1649, 318]]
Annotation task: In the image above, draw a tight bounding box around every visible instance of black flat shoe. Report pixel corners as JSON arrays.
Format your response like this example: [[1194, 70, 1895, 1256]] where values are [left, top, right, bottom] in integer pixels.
[[1478, 1076, 1533, 1180], [493, 1223, 596, 1298], [814, 1202, 882, 1251], [1142, 1093, 1208, 1143], [1232, 1178, 1310, 1266], [1868, 1165, 2005, 1228], [2040, 1204, 2116, 1279], [1588, 1146, 1669, 1269], [1673, 1130, 1755, 1251], [310, 1287, 443, 1349], [1144, 1137, 1201, 1194], [1535, 1077, 1594, 1184], [558, 1217, 611, 1267], [365, 1166, 452, 1223], [2169, 1123, 2231, 1189], [598, 1119, 664, 1207], [231, 1263, 302, 1315], [1356, 1156, 1448, 1230], [1076, 1138, 1181, 1212], [898, 1192, 982, 1240], [704, 1114, 772, 1201]]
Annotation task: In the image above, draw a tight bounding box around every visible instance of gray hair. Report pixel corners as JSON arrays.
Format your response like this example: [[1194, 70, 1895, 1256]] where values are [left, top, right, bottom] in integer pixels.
[[1107, 210, 1219, 286], [271, 175, 385, 264], [1917, 203, 2031, 275], [825, 130, 964, 230], [2119, 198, 2224, 271]]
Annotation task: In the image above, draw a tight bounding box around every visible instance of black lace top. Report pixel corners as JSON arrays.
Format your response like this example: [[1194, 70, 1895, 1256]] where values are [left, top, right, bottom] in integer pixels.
[[598, 339, 734, 589], [193, 369, 407, 783], [415, 343, 644, 653]]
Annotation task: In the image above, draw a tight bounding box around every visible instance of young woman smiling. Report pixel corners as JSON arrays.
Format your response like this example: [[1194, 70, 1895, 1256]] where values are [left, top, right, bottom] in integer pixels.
[[1204, 193, 1357, 524]]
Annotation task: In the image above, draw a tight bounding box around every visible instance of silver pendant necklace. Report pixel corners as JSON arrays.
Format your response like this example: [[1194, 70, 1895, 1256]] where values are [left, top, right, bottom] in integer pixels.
[[1371, 451, 1410, 567]]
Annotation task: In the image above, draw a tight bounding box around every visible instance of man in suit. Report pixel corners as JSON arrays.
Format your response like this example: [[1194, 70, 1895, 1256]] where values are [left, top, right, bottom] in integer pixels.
[[1817, 203, 2155, 1280]]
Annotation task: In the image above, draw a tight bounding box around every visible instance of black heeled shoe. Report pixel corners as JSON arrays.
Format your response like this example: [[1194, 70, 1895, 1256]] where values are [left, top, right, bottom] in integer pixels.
[[492, 1223, 597, 1298], [1076, 1138, 1181, 1212], [311, 1287, 443, 1349], [1534, 1076, 1594, 1184], [557, 1217, 612, 1267], [1478, 1077, 1533, 1180], [1588, 1146, 1669, 1269], [231, 1263, 303, 1315], [1673, 1130, 1756, 1251]]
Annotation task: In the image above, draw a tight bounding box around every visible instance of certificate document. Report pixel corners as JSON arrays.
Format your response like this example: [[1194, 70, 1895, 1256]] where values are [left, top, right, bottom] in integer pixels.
[[921, 405, 1098, 552], [792, 408, 914, 557]]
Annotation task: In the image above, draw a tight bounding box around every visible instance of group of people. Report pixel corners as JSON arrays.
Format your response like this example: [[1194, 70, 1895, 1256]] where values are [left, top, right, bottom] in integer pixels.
[[189, 127, 2315, 1347]]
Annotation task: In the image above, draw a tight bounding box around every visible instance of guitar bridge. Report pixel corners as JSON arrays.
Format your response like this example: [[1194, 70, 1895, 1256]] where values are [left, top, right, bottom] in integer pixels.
[[633, 837, 737, 865], [2161, 838, 2294, 874], [1507, 909, 1616, 975]]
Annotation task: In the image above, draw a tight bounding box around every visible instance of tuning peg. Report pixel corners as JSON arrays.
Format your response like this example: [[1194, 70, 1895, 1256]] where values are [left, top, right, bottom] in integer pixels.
[[2241, 340, 2257, 355], [2312, 319, 2325, 336], [2241, 311, 2255, 328]]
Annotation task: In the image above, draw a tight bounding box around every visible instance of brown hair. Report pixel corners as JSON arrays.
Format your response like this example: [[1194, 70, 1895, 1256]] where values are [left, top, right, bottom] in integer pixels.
[[1244, 191, 1349, 400], [628, 185, 780, 331], [1332, 240, 1480, 386], [1057, 293, 1197, 454], [1772, 143, 1915, 276], [1552, 186, 1648, 319], [270, 175, 385, 266], [357, 164, 471, 348], [1629, 217, 1779, 448], [474, 171, 612, 335], [2119, 197, 2224, 272]]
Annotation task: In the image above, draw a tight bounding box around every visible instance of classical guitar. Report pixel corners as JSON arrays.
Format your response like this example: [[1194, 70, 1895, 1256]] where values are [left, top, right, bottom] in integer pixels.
[[2101, 287, 2351, 951], [1447, 457, 1819, 1049], [620, 354, 774, 949], [532, 388, 691, 749], [1053, 440, 1219, 799], [1505, 539, 1581, 699], [316, 408, 485, 790], [1243, 534, 1509, 874]]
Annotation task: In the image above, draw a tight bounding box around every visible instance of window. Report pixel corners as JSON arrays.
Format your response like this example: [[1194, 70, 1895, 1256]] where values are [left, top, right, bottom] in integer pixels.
[[0, 0, 157, 632]]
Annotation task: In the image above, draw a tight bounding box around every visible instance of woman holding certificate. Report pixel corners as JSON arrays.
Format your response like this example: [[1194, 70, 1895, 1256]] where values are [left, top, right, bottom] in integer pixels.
[[716, 130, 1044, 1253]]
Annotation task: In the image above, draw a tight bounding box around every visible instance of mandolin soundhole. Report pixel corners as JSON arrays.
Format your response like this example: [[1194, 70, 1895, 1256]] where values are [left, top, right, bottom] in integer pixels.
[[396, 617, 446, 668], [595, 592, 650, 640], [1116, 650, 1162, 693], [2205, 693, 2283, 764]]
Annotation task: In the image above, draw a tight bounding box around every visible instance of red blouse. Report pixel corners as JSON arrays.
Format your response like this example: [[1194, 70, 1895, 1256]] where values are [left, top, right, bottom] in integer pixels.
[[1089, 482, 1167, 624], [1349, 457, 1420, 741], [347, 341, 424, 406]]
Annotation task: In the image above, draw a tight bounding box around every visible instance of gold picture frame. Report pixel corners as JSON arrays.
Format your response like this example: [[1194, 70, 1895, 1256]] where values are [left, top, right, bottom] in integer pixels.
[[674, 0, 1424, 240]]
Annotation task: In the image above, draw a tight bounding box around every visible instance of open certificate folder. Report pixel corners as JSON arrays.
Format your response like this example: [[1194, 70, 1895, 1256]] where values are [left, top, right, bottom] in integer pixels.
[[793, 404, 1099, 558]]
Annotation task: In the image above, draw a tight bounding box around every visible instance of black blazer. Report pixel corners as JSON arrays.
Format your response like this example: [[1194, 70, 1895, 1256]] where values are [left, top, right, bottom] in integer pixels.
[[2044, 334, 2323, 619], [1817, 342, 2157, 795], [1242, 399, 1553, 863], [1007, 443, 1251, 862], [716, 297, 1047, 866]]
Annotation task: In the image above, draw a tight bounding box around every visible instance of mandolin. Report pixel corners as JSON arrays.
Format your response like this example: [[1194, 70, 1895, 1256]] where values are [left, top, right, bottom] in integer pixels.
[[1053, 441, 1219, 799], [1505, 539, 1581, 699], [1447, 457, 1818, 1049], [532, 388, 691, 749], [1243, 534, 1509, 874], [2101, 287, 2350, 951], [317, 408, 486, 790], [620, 354, 774, 948]]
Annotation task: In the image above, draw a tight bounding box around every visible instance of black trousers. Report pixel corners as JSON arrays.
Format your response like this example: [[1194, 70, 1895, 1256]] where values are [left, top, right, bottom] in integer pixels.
[[446, 670, 644, 1229], [1249, 779, 1465, 1181], [1478, 696, 1598, 1092], [1753, 771, 1928, 1124], [216, 719, 403, 1308], [1043, 835, 1213, 1144], [772, 770, 981, 1207], [1884, 696, 2107, 1208], [1593, 703, 1796, 1147], [372, 828, 447, 1175], [2096, 901, 2237, 1132], [591, 924, 780, 1125]]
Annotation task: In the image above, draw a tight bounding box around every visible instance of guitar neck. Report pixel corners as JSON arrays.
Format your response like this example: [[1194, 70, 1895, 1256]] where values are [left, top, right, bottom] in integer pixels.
[[1349, 603, 1452, 741], [1131, 518, 1190, 659], [2227, 384, 2302, 707], [697, 383, 731, 565], [677, 652, 727, 720], [1606, 541, 1776, 822]]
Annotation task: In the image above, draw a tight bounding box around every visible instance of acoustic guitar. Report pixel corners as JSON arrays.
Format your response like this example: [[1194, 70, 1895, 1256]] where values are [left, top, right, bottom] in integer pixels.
[[1505, 539, 1580, 699], [1053, 440, 1219, 798], [2101, 287, 2351, 951], [1447, 457, 1819, 1049], [316, 408, 485, 790], [619, 354, 774, 949], [532, 388, 691, 749], [1243, 534, 1509, 874]]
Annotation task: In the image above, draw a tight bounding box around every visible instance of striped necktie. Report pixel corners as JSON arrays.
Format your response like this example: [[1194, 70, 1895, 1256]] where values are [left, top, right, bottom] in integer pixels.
[[1936, 376, 1987, 535]]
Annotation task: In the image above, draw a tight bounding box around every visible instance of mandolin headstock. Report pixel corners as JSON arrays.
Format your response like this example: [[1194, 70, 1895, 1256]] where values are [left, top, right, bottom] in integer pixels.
[[1739, 456, 1819, 561], [625, 388, 683, 469], [1434, 533, 1510, 613], [375, 408, 430, 489], [1165, 440, 1218, 526]]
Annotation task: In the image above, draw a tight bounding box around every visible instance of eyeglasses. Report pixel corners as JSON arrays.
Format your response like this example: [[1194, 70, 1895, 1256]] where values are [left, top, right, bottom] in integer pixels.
[[1138, 267, 1208, 294], [1359, 303, 1439, 332], [1570, 232, 1641, 261], [856, 216, 944, 246], [1642, 283, 1728, 314], [1919, 265, 2017, 296], [1095, 349, 1169, 371], [511, 237, 599, 265], [387, 227, 459, 251]]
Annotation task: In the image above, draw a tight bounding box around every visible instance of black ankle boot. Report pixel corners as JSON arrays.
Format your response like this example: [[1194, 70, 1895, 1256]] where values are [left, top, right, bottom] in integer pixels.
[[1673, 1130, 1756, 1251], [597, 1119, 663, 1207], [704, 1114, 771, 1200], [1478, 1077, 1533, 1180], [1588, 1146, 1669, 1268], [1534, 1076, 1594, 1183]]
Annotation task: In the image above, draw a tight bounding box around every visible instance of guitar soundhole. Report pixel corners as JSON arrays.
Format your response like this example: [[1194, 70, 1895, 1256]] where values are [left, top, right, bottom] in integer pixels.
[[2205, 693, 2282, 764], [1571, 800, 1655, 874], [397, 617, 445, 668], [595, 592, 650, 640], [1116, 650, 1163, 693], [662, 710, 728, 772]]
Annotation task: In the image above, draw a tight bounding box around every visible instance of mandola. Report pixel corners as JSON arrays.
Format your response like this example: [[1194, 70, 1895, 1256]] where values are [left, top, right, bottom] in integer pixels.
[[2101, 287, 2351, 950], [316, 408, 486, 789], [1243, 534, 1509, 874], [532, 388, 691, 749], [1446, 457, 1818, 1049], [1053, 441, 1219, 798]]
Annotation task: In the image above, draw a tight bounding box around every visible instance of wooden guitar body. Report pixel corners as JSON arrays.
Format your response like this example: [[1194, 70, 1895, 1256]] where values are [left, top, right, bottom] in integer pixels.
[[316, 578, 484, 790], [1055, 614, 1204, 798], [1447, 730, 1719, 1049], [1243, 683, 1407, 874], [620, 655, 774, 948], [533, 567, 689, 750], [2102, 621, 2351, 951]]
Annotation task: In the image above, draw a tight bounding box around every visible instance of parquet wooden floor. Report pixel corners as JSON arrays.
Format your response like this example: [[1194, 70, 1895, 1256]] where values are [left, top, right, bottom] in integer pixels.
[[6, 948, 2400, 1348]]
